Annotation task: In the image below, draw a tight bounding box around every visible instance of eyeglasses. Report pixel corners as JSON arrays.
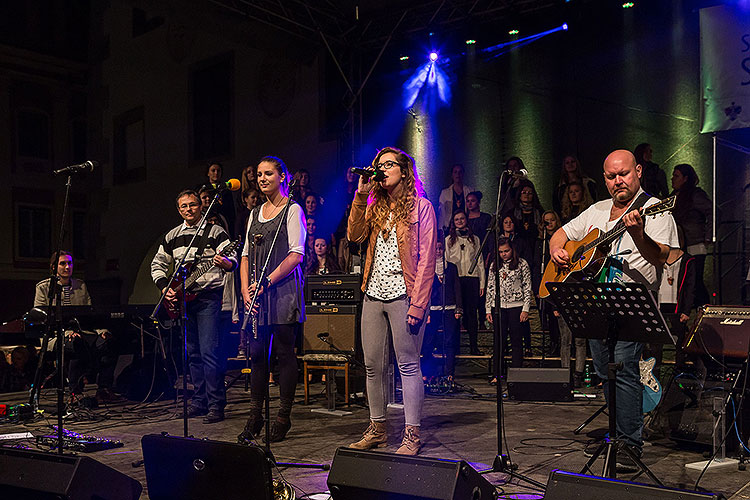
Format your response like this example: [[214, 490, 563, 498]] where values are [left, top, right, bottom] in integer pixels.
[[375, 160, 402, 170], [179, 202, 200, 210]]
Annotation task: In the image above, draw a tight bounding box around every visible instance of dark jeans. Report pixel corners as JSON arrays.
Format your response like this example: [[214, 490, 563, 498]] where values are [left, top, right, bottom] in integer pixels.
[[185, 290, 225, 411], [492, 306, 524, 378], [693, 254, 709, 308], [249, 323, 298, 403], [459, 276, 480, 352], [421, 309, 460, 377], [540, 299, 560, 350], [589, 339, 644, 449]]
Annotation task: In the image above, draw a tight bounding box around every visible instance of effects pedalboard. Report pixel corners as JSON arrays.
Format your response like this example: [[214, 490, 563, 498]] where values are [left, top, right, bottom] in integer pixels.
[[36, 428, 123, 453], [0, 403, 34, 423]]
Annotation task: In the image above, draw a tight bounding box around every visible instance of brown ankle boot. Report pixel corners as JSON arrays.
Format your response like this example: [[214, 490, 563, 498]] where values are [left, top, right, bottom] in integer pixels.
[[396, 425, 421, 455], [349, 420, 387, 449]]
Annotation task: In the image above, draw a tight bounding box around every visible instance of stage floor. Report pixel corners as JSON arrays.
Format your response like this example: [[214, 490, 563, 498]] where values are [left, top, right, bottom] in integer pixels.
[[2, 364, 750, 500]]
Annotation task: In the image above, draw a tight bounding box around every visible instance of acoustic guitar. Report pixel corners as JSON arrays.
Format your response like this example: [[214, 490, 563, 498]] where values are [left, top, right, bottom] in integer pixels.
[[538, 195, 676, 298], [164, 238, 241, 320]]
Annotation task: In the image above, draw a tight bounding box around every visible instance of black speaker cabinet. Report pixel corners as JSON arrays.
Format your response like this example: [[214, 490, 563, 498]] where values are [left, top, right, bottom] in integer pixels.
[[303, 304, 358, 353], [507, 368, 572, 402], [543, 469, 723, 499], [0, 447, 142, 500], [141, 434, 273, 500], [327, 447, 498, 499]]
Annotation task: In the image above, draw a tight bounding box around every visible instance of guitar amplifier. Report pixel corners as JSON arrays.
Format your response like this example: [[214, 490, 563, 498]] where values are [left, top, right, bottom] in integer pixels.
[[303, 304, 358, 354], [683, 305, 750, 358], [305, 274, 362, 304]]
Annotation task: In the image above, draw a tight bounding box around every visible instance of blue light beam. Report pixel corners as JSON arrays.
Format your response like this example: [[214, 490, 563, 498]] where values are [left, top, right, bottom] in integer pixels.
[[402, 60, 451, 109]]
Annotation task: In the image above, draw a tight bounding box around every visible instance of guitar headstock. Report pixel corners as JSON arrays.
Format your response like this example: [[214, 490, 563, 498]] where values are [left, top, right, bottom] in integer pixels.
[[642, 195, 676, 217], [221, 238, 242, 256]]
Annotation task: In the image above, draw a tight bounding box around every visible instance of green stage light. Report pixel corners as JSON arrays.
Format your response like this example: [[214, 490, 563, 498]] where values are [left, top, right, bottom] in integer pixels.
[[399, 55, 409, 61], [465, 39, 477, 45], [622, 2, 634, 8], [508, 29, 519, 35]]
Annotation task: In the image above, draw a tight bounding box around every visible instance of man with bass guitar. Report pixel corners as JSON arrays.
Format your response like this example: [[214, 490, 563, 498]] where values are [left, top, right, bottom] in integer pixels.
[[548, 149, 678, 470], [151, 189, 237, 424]]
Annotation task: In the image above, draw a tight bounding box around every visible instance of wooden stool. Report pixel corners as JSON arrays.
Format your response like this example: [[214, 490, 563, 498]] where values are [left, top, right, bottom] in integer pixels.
[[302, 353, 350, 408]]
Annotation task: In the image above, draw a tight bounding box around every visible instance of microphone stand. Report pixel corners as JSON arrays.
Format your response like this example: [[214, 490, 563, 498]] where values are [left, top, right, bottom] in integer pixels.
[[540, 228, 547, 364], [150, 190, 224, 438], [238, 180, 328, 471], [317, 334, 366, 370], [472, 172, 546, 491], [32, 173, 75, 454]]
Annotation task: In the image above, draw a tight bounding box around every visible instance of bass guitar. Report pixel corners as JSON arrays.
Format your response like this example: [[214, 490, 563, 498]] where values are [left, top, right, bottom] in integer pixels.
[[640, 356, 662, 413], [164, 238, 241, 320], [538, 195, 676, 298]]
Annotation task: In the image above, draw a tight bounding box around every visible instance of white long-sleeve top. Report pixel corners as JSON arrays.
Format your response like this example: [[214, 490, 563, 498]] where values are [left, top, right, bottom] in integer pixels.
[[485, 258, 532, 312], [444, 234, 486, 290]]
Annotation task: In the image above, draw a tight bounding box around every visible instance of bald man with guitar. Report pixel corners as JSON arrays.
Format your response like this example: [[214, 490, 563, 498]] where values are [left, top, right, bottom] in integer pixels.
[[547, 149, 678, 471]]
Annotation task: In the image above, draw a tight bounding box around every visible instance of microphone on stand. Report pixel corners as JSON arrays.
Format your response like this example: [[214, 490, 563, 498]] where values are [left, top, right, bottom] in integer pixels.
[[211, 179, 241, 191], [53, 160, 98, 176], [351, 167, 386, 182], [504, 168, 528, 180]]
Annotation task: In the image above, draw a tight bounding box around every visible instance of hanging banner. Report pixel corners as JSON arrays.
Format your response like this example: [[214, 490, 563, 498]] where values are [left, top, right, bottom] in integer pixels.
[[700, 4, 750, 133]]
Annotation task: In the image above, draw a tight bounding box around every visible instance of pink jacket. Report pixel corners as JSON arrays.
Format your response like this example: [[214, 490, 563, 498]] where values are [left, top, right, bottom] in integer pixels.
[[347, 191, 437, 320]]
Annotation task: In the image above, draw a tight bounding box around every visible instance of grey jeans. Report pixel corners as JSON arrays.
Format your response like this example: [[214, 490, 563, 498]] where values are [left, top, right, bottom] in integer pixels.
[[361, 294, 426, 427], [558, 316, 586, 373]]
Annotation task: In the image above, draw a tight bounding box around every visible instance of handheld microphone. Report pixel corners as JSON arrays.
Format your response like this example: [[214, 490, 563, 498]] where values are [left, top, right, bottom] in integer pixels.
[[212, 179, 241, 191], [351, 167, 386, 182], [53, 160, 98, 176]]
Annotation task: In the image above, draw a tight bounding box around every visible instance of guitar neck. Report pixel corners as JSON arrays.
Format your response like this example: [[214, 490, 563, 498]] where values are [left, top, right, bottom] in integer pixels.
[[583, 221, 627, 252]]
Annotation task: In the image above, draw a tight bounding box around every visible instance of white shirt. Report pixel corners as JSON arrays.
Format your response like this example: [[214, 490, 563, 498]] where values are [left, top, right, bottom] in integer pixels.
[[658, 257, 682, 305], [444, 234, 486, 290], [241, 202, 306, 257], [562, 188, 679, 289], [438, 184, 473, 230], [366, 223, 407, 301]]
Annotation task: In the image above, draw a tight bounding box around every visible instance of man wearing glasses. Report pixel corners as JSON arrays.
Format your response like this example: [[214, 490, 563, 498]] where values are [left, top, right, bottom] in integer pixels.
[[151, 189, 237, 423]]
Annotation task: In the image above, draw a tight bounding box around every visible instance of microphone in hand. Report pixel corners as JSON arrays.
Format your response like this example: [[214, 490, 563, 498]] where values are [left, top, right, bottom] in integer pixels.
[[351, 167, 386, 183]]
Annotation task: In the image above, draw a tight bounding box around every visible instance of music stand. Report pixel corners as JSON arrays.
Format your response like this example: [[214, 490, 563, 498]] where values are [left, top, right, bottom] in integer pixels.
[[548, 281, 674, 484]]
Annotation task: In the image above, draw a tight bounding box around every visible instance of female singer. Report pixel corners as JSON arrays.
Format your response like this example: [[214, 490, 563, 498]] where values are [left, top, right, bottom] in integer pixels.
[[237, 156, 306, 443], [347, 147, 436, 456]]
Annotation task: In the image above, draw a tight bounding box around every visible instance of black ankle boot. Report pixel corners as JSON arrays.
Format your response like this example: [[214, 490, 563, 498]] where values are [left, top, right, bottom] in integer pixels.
[[237, 414, 264, 444], [264, 419, 291, 443]]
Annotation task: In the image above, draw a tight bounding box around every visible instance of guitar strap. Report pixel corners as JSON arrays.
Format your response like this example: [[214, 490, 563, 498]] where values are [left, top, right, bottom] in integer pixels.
[[191, 223, 213, 262], [601, 191, 653, 283]]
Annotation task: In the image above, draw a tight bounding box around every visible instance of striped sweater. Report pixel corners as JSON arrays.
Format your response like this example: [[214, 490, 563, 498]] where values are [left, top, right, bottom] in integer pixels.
[[151, 221, 237, 292]]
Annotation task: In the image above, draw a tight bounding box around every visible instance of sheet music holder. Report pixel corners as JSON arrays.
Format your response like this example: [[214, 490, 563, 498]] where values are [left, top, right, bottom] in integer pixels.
[[548, 281, 674, 484]]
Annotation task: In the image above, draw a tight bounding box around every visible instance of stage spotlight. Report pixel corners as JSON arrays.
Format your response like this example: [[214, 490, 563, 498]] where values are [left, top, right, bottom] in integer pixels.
[[622, 2, 635, 8], [562, 23, 569, 30], [429, 51, 439, 62], [400, 55, 409, 61], [509, 29, 519, 35], [465, 39, 477, 45]]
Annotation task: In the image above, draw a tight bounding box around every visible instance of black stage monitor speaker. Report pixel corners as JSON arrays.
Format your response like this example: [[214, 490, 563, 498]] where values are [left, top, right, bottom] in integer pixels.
[[141, 434, 273, 500], [543, 469, 724, 499], [0, 447, 142, 500], [507, 368, 573, 402], [303, 304, 357, 353], [327, 447, 498, 499]]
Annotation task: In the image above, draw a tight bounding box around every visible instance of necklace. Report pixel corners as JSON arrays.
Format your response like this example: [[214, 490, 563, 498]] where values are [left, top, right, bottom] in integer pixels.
[[665, 262, 677, 286]]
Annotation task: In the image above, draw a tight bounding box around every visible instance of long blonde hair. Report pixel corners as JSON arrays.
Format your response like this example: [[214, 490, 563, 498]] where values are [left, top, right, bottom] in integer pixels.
[[366, 147, 423, 238]]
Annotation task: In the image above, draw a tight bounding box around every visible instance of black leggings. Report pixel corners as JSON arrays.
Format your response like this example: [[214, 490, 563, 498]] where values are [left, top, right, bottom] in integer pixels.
[[459, 276, 481, 352], [248, 323, 298, 402]]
